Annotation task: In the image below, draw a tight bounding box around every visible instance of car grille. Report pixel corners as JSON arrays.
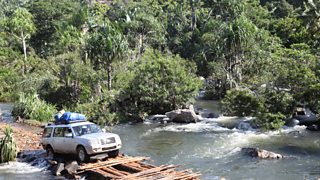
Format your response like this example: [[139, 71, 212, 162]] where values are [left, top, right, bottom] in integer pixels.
[[102, 146, 116, 151], [100, 137, 115, 145]]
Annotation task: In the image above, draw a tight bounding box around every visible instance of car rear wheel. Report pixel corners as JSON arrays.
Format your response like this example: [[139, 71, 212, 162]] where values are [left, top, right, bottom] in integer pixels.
[[77, 146, 89, 163], [46, 146, 55, 159], [108, 149, 119, 158]]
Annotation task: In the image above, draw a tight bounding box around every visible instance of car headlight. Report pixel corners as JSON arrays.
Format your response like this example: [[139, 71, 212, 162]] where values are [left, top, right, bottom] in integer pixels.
[[88, 139, 98, 145]]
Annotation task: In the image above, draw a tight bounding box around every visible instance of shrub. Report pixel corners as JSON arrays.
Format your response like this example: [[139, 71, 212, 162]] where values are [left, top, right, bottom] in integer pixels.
[[300, 83, 320, 113], [254, 112, 286, 130], [75, 91, 118, 126], [221, 89, 264, 117], [262, 89, 294, 116], [0, 126, 18, 163], [12, 93, 56, 122], [117, 50, 202, 118]]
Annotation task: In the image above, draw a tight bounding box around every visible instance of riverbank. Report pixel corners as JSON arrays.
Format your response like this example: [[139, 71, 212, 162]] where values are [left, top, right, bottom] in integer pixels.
[[0, 121, 42, 151]]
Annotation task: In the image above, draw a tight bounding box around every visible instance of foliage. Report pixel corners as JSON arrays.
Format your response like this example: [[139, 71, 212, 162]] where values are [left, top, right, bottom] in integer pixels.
[[75, 91, 118, 126], [0, 126, 18, 163], [301, 83, 320, 113], [12, 93, 56, 122], [117, 50, 202, 119], [39, 52, 97, 108], [221, 89, 263, 117], [86, 17, 128, 90], [262, 89, 294, 116], [0, 0, 320, 129], [254, 112, 286, 130], [27, 0, 81, 57]]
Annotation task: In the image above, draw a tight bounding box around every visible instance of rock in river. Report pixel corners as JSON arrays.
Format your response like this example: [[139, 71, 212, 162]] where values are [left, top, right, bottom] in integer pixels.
[[242, 148, 285, 159], [165, 105, 200, 123]]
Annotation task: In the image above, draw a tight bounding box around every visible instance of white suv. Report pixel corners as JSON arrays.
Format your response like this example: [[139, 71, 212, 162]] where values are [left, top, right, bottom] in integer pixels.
[[41, 121, 122, 162]]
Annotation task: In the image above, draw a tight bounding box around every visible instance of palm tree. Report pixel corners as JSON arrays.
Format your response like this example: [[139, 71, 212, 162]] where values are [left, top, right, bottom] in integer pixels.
[[86, 21, 127, 91]]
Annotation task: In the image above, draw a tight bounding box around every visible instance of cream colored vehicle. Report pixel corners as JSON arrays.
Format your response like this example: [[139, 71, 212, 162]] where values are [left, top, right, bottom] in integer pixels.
[[41, 121, 121, 162]]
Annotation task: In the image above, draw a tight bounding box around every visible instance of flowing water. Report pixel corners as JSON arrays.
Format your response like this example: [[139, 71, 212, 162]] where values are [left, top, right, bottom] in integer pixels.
[[0, 103, 53, 180], [1, 101, 320, 179], [112, 100, 320, 180]]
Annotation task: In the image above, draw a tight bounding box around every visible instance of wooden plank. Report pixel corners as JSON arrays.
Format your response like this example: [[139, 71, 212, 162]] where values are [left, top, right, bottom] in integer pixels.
[[118, 165, 176, 179], [101, 167, 127, 176], [77, 155, 200, 180], [78, 156, 149, 171], [90, 169, 118, 178]]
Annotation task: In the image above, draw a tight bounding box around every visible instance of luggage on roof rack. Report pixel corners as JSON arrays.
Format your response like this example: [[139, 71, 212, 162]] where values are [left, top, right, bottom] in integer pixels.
[[54, 112, 86, 125], [54, 119, 87, 125]]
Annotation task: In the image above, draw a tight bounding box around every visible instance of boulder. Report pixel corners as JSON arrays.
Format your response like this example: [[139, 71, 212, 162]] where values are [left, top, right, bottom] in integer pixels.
[[63, 161, 79, 175], [53, 163, 65, 176], [207, 112, 219, 118], [242, 148, 284, 159], [165, 105, 199, 123], [307, 124, 320, 131], [147, 114, 172, 123]]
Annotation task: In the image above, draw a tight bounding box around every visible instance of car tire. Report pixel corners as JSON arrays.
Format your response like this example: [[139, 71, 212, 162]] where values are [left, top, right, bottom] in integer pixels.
[[108, 149, 119, 158], [46, 146, 55, 159], [77, 146, 89, 163]]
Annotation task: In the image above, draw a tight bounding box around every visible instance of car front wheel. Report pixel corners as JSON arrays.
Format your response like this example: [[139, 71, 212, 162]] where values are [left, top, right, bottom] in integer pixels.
[[46, 146, 55, 159], [108, 149, 119, 158], [77, 146, 89, 163]]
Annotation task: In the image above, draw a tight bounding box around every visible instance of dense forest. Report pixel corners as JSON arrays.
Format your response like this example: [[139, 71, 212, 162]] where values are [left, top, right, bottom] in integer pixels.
[[0, 0, 319, 129]]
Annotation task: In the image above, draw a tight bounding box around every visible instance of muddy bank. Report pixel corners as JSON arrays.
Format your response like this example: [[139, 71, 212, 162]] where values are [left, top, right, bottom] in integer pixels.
[[0, 121, 43, 151]]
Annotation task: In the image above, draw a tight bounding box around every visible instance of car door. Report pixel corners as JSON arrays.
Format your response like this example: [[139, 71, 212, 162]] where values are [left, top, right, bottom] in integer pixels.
[[61, 127, 77, 154], [54, 126, 79, 154], [41, 127, 53, 147], [52, 127, 69, 153]]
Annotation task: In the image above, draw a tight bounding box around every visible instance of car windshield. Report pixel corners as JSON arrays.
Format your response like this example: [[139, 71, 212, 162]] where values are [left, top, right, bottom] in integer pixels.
[[72, 124, 102, 136]]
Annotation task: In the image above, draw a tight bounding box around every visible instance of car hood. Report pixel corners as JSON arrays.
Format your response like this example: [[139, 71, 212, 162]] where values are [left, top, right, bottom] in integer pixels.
[[79, 132, 118, 139]]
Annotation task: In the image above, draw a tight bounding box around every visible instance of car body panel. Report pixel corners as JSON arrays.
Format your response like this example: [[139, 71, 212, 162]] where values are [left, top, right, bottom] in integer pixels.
[[41, 121, 121, 156]]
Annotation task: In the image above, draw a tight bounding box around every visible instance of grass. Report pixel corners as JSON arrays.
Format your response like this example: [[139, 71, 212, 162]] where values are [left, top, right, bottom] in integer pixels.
[[0, 126, 17, 163]]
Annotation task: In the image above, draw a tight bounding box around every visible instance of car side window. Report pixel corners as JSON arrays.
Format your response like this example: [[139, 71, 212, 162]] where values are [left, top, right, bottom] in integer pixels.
[[63, 128, 73, 137], [42, 127, 53, 138], [53, 127, 65, 137]]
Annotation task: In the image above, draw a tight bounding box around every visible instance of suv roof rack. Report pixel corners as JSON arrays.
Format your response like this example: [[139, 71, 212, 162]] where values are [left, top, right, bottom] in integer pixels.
[[54, 119, 87, 125]]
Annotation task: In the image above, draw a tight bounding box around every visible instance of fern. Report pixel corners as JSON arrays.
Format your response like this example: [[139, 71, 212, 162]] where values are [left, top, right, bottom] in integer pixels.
[[0, 126, 18, 163]]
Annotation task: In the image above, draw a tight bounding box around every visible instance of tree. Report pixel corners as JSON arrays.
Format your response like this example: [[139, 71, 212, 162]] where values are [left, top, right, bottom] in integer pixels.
[[27, 0, 81, 57], [86, 22, 127, 91], [120, 1, 166, 59], [117, 50, 202, 119], [201, 14, 258, 90], [9, 7, 35, 74]]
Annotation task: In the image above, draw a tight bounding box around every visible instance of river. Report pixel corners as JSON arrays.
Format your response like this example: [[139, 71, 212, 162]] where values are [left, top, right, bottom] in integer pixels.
[[1, 101, 320, 179], [112, 100, 320, 180], [0, 103, 54, 180]]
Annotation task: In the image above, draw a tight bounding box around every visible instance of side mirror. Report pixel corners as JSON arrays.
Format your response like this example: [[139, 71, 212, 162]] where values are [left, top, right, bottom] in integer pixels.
[[65, 133, 73, 138]]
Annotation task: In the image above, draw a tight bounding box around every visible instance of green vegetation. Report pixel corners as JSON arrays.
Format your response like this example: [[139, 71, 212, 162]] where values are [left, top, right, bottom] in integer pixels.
[[221, 89, 263, 117], [116, 50, 202, 121], [0, 126, 18, 163], [12, 93, 56, 122], [1, 0, 320, 129]]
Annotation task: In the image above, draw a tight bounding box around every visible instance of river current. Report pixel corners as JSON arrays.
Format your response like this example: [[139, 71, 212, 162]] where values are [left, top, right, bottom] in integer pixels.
[[112, 100, 320, 180], [1, 101, 320, 179]]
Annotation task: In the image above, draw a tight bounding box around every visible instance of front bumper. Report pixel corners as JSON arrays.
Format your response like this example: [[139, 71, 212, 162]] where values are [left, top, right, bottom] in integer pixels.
[[85, 143, 122, 155]]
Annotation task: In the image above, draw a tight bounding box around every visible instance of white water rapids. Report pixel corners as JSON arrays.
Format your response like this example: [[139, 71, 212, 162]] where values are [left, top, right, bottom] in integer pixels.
[[1, 101, 320, 180], [112, 100, 320, 180]]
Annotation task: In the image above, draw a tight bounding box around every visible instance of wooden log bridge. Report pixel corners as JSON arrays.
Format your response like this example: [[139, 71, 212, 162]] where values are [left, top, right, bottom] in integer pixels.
[[77, 155, 201, 179]]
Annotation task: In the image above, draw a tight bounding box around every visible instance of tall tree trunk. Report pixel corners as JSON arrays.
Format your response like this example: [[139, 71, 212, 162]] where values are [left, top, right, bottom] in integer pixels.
[[21, 31, 27, 74], [107, 63, 112, 91], [234, 54, 241, 85], [190, 0, 196, 31], [136, 34, 144, 60]]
